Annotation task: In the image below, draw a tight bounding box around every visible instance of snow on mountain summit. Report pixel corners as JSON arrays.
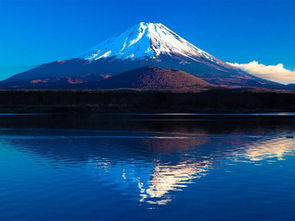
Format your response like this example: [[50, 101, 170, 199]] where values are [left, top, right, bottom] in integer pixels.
[[80, 22, 219, 63]]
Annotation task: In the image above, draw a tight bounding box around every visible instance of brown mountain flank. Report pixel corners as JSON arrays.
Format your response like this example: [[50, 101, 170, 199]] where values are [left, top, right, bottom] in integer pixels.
[[95, 66, 214, 89]]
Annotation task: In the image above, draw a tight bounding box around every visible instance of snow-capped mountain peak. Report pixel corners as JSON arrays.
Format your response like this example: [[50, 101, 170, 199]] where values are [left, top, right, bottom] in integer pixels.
[[80, 22, 218, 63]]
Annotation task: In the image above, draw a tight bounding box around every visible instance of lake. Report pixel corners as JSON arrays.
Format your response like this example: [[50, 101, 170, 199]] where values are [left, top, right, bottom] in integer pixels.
[[0, 113, 295, 221]]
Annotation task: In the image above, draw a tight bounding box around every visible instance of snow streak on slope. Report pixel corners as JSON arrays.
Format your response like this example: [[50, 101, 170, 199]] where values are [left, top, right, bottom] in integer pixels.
[[80, 22, 219, 64]]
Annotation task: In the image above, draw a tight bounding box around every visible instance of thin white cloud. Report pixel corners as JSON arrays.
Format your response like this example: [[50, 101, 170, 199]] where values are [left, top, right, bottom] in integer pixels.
[[227, 61, 295, 84]]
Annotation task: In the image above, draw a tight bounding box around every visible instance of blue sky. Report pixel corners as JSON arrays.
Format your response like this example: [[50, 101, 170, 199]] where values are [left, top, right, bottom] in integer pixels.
[[0, 0, 294, 81]]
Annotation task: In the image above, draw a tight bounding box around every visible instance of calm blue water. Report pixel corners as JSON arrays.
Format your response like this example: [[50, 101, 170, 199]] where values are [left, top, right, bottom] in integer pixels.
[[0, 114, 295, 221]]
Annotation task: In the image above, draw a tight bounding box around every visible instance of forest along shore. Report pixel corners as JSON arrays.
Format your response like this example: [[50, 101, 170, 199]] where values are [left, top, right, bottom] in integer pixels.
[[0, 89, 295, 113]]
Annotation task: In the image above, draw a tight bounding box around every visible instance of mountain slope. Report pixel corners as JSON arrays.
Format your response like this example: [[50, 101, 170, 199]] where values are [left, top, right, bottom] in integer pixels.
[[0, 22, 286, 89], [0, 71, 111, 89], [92, 66, 213, 89]]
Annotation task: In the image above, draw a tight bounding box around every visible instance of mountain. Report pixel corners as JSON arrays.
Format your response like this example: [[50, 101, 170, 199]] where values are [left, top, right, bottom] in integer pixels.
[[0, 22, 285, 89], [92, 66, 213, 89]]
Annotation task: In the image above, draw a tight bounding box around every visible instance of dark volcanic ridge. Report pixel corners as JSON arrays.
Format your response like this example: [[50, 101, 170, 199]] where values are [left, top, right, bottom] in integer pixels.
[[93, 66, 214, 89], [0, 66, 215, 90]]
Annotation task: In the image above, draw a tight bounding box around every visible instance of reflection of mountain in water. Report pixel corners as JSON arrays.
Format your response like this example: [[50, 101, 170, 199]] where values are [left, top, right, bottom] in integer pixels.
[[138, 137, 294, 205], [138, 160, 210, 205], [1, 116, 295, 205]]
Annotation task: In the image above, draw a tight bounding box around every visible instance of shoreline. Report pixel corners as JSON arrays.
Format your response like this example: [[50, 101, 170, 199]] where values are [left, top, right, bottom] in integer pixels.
[[0, 90, 294, 113]]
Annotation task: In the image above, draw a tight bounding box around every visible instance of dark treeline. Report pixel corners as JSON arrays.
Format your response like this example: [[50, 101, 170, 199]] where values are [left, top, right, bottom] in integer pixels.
[[0, 89, 294, 113]]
